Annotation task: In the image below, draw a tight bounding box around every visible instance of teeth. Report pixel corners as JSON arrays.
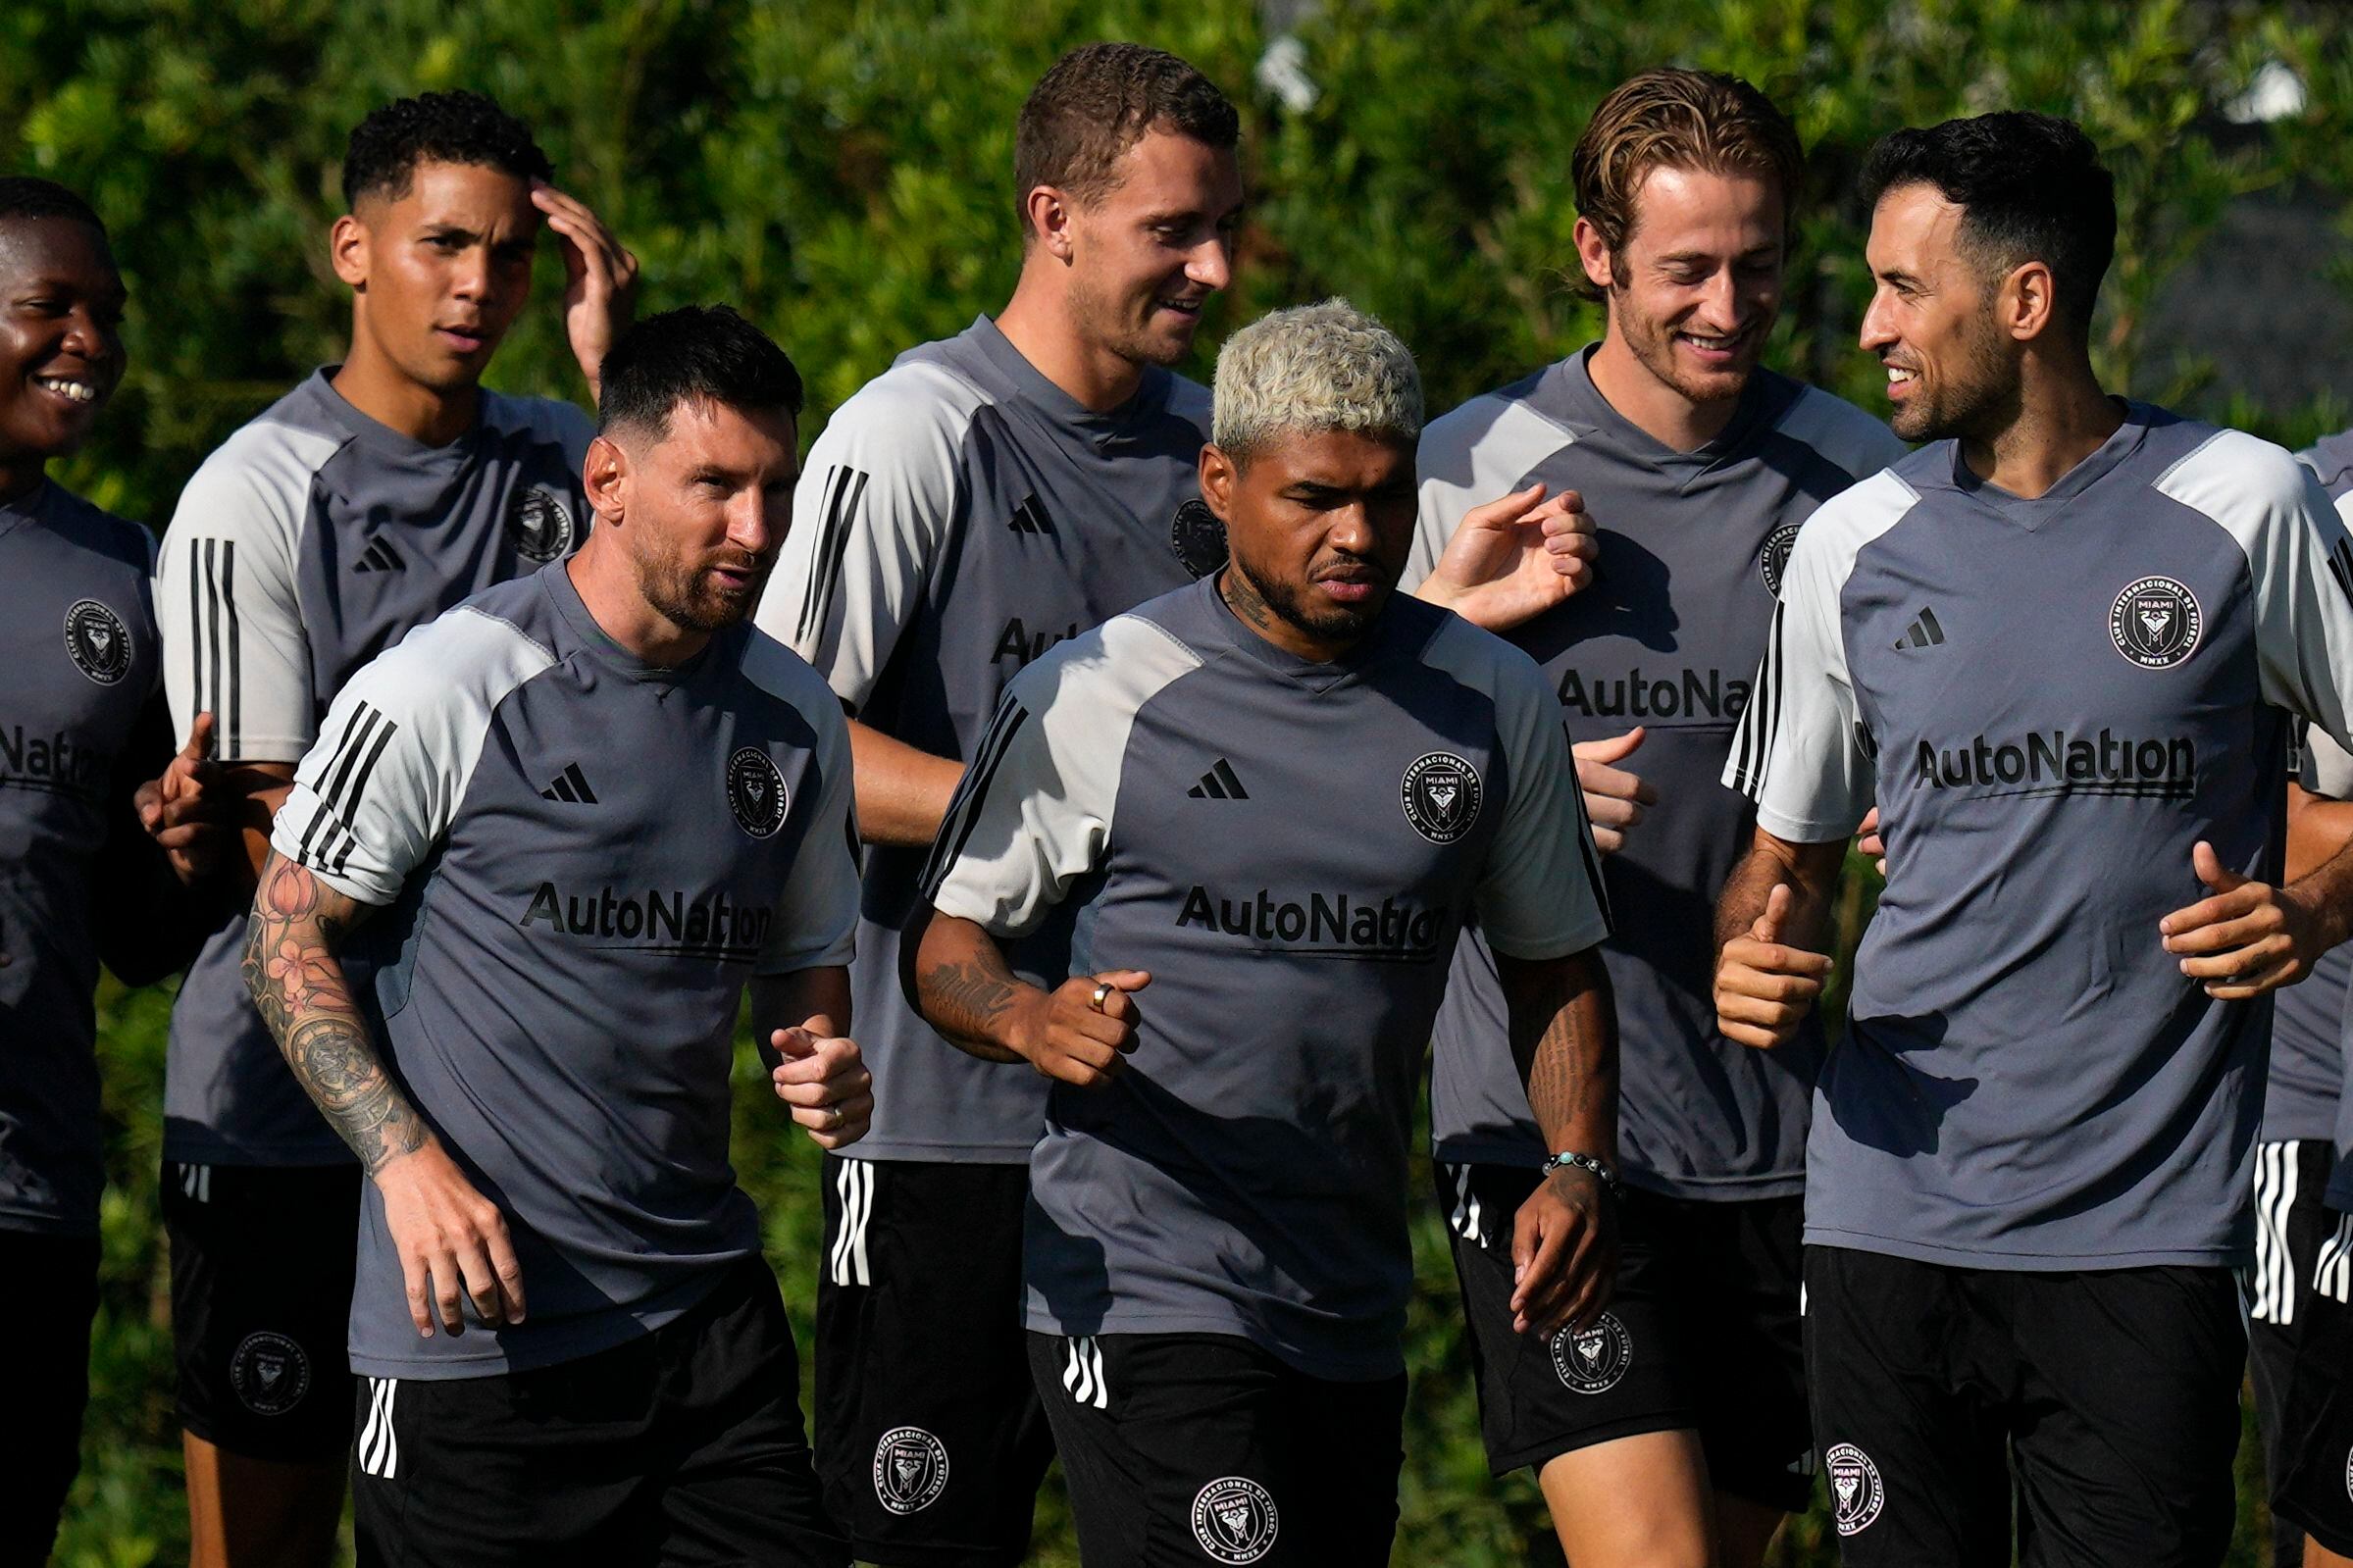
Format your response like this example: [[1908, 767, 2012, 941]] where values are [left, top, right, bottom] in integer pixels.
[[1887, 368, 1915, 384], [37, 378, 96, 403]]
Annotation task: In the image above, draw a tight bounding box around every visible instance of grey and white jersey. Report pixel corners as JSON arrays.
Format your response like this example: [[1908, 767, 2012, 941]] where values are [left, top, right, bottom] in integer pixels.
[[0, 481, 162, 1234], [2272, 721, 2353, 1143], [924, 581, 1610, 1379], [157, 370, 592, 1165], [273, 564, 858, 1379], [1410, 349, 1901, 1194], [754, 316, 1216, 1163], [1728, 404, 2353, 1269]]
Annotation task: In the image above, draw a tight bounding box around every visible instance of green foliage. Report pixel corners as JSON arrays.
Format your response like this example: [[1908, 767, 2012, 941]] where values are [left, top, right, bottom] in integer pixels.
[[22, 0, 2352, 1560]]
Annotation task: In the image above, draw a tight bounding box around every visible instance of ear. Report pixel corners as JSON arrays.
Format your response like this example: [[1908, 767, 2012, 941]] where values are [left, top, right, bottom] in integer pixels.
[[583, 433, 630, 526], [1199, 442, 1237, 522], [329, 213, 370, 289], [2003, 258, 2059, 344], [1025, 183, 1078, 265], [1571, 215, 1615, 292]]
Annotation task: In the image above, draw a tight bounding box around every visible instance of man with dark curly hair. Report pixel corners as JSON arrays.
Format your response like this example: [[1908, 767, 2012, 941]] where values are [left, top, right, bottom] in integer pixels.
[[154, 89, 637, 1567]]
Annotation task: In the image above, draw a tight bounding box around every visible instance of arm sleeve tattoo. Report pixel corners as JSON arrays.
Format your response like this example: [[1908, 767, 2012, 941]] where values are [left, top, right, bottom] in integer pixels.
[[240, 850, 430, 1174]]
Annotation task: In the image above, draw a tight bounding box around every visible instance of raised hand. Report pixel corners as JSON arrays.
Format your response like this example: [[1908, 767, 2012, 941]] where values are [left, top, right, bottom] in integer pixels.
[[771, 1025, 874, 1149], [1573, 728, 1657, 854], [2160, 839, 2332, 999], [1714, 884, 1833, 1048], [1418, 482, 1600, 632], [1011, 969, 1151, 1088], [136, 710, 230, 883], [531, 180, 639, 401]]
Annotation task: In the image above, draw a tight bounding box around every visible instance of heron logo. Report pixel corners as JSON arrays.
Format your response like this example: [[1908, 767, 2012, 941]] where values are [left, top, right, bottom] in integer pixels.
[[230, 1331, 311, 1416], [507, 484, 576, 563], [872, 1427, 948, 1516], [64, 598, 132, 685], [1191, 1476, 1278, 1563], [1550, 1311, 1633, 1394], [1402, 751, 1482, 844], [2108, 576, 2201, 668], [1825, 1442, 1885, 1536], [727, 747, 789, 839]]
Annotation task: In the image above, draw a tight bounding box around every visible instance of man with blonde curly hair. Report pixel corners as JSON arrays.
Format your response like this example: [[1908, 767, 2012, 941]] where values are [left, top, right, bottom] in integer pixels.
[[911, 300, 1617, 1566]]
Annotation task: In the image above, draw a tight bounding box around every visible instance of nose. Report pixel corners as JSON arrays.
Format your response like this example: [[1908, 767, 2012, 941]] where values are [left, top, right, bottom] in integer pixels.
[[1695, 267, 1738, 329], [1187, 232, 1233, 295], [59, 305, 112, 366], [450, 246, 490, 304], [1860, 288, 1898, 355], [728, 488, 779, 556], [1327, 501, 1375, 556]]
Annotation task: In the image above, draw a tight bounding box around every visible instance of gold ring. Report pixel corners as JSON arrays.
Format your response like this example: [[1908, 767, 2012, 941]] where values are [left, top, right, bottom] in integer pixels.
[[1090, 982, 1113, 1013]]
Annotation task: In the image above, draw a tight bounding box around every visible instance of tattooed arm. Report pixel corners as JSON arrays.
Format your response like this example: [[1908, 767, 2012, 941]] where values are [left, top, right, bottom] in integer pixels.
[[907, 903, 1150, 1087], [1493, 947, 1618, 1339], [242, 850, 524, 1339]]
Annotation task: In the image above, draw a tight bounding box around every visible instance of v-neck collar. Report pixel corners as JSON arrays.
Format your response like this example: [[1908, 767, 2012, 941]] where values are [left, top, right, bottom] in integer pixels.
[[1943, 399, 2147, 531]]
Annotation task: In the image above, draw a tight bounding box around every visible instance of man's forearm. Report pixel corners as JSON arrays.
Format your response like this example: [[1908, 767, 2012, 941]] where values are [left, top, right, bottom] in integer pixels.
[[1714, 831, 1842, 958], [1497, 949, 1618, 1163], [241, 851, 429, 1174], [908, 908, 1044, 1063], [849, 719, 966, 847], [2288, 834, 2353, 956], [750, 966, 853, 1058]]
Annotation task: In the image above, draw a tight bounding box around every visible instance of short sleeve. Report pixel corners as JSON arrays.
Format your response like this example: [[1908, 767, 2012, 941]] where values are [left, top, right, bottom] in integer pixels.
[[269, 608, 554, 907], [1723, 506, 1879, 841], [753, 366, 978, 712], [753, 660, 863, 976], [1473, 659, 1612, 961], [918, 684, 1104, 940], [156, 442, 319, 763]]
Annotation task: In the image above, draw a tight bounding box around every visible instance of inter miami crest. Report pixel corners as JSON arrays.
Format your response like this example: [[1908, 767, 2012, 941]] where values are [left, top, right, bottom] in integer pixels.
[[64, 597, 132, 685], [1824, 1442, 1885, 1537], [1191, 1476, 1279, 1564], [507, 484, 576, 563], [1169, 497, 1229, 579], [1758, 521, 1802, 596], [229, 1331, 311, 1417], [872, 1426, 949, 1516], [1401, 751, 1482, 844], [726, 746, 790, 839], [2108, 575, 2201, 668], [1549, 1311, 1633, 1394]]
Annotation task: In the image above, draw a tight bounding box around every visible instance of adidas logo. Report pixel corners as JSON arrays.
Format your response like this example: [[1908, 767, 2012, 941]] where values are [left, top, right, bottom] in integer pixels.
[[355, 536, 407, 574], [1007, 495, 1053, 536], [539, 762, 598, 803], [1188, 759, 1249, 799], [1894, 605, 1947, 650]]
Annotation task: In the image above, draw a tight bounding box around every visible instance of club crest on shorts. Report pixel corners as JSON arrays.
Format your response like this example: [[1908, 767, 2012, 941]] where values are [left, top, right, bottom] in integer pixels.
[[1758, 521, 1802, 597], [1402, 751, 1481, 844], [1824, 1442, 1884, 1536], [1170, 497, 1229, 579], [1550, 1311, 1633, 1394], [506, 484, 576, 563], [229, 1331, 311, 1416], [64, 598, 132, 685], [1191, 1476, 1279, 1564], [2108, 575, 2201, 668], [726, 746, 789, 838], [872, 1426, 949, 1515]]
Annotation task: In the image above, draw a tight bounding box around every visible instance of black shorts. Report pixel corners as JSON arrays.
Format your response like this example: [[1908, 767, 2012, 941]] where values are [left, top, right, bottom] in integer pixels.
[[1026, 1331, 1405, 1567], [1804, 1245, 2242, 1567], [2274, 1202, 2353, 1556], [351, 1255, 846, 1567], [163, 1158, 360, 1461], [1435, 1162, 1812, 1511], [814, 1156, 1051, 1567], [0, 1230, 102, 1566], [2250, 1138, 2340, 1553]]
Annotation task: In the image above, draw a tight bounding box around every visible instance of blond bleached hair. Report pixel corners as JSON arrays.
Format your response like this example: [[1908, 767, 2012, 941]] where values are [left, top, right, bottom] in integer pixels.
[[1211, 299, 1423, 462]]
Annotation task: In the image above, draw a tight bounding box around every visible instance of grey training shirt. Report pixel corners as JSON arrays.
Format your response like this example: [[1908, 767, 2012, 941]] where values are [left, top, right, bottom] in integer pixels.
[[158, 370, 592, 1165], [273, 564, 859, 1379], [924, 581, 1610, 1379], [754, 316, 1217, 1164], [1410, 350, 1901, 1194], [0, 481, 162, 1234], [1730, 404, 2353, 1269]]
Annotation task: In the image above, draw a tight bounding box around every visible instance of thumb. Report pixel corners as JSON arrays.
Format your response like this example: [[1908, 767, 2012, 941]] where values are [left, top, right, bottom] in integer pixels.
[[1579, 726, 1645, 765], [2191, 839, 2245, 894], [1751, 883, 1792, 944], [769, 1025, 818, 1059], [182, 711, 217, 764], [1095, 969, 1152, 993]]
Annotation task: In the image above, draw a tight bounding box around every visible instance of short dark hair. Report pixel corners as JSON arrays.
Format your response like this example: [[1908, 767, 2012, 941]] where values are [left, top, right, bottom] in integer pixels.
[[1570, 69, 1804, 303], [596, 305, 804, 440], [0, 177, 107, 239], [1013, 43, 1238, 235], [1861, 111, 2116, 335], [342, 90, 554, 210]]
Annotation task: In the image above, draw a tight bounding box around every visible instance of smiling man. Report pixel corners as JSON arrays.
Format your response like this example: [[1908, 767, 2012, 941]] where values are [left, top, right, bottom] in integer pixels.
[[1407, 72, 1902, 1568], [153, 89, 637, 1565], [910, 300, 1616, 1567], [1714, 113, 2353, 1565]]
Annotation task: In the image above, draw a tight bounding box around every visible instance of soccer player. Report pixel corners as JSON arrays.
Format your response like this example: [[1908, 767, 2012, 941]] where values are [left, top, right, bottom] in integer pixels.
[[1714, 113, 2353, 1564], [0, 176, 229, 1566], [910, 300, 1616, 1567], [154, 90, 636, 1564], [239, 304, 866, 1566], [754, 43, 1581, 1563], [1408, 70, 1902, 1568]]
